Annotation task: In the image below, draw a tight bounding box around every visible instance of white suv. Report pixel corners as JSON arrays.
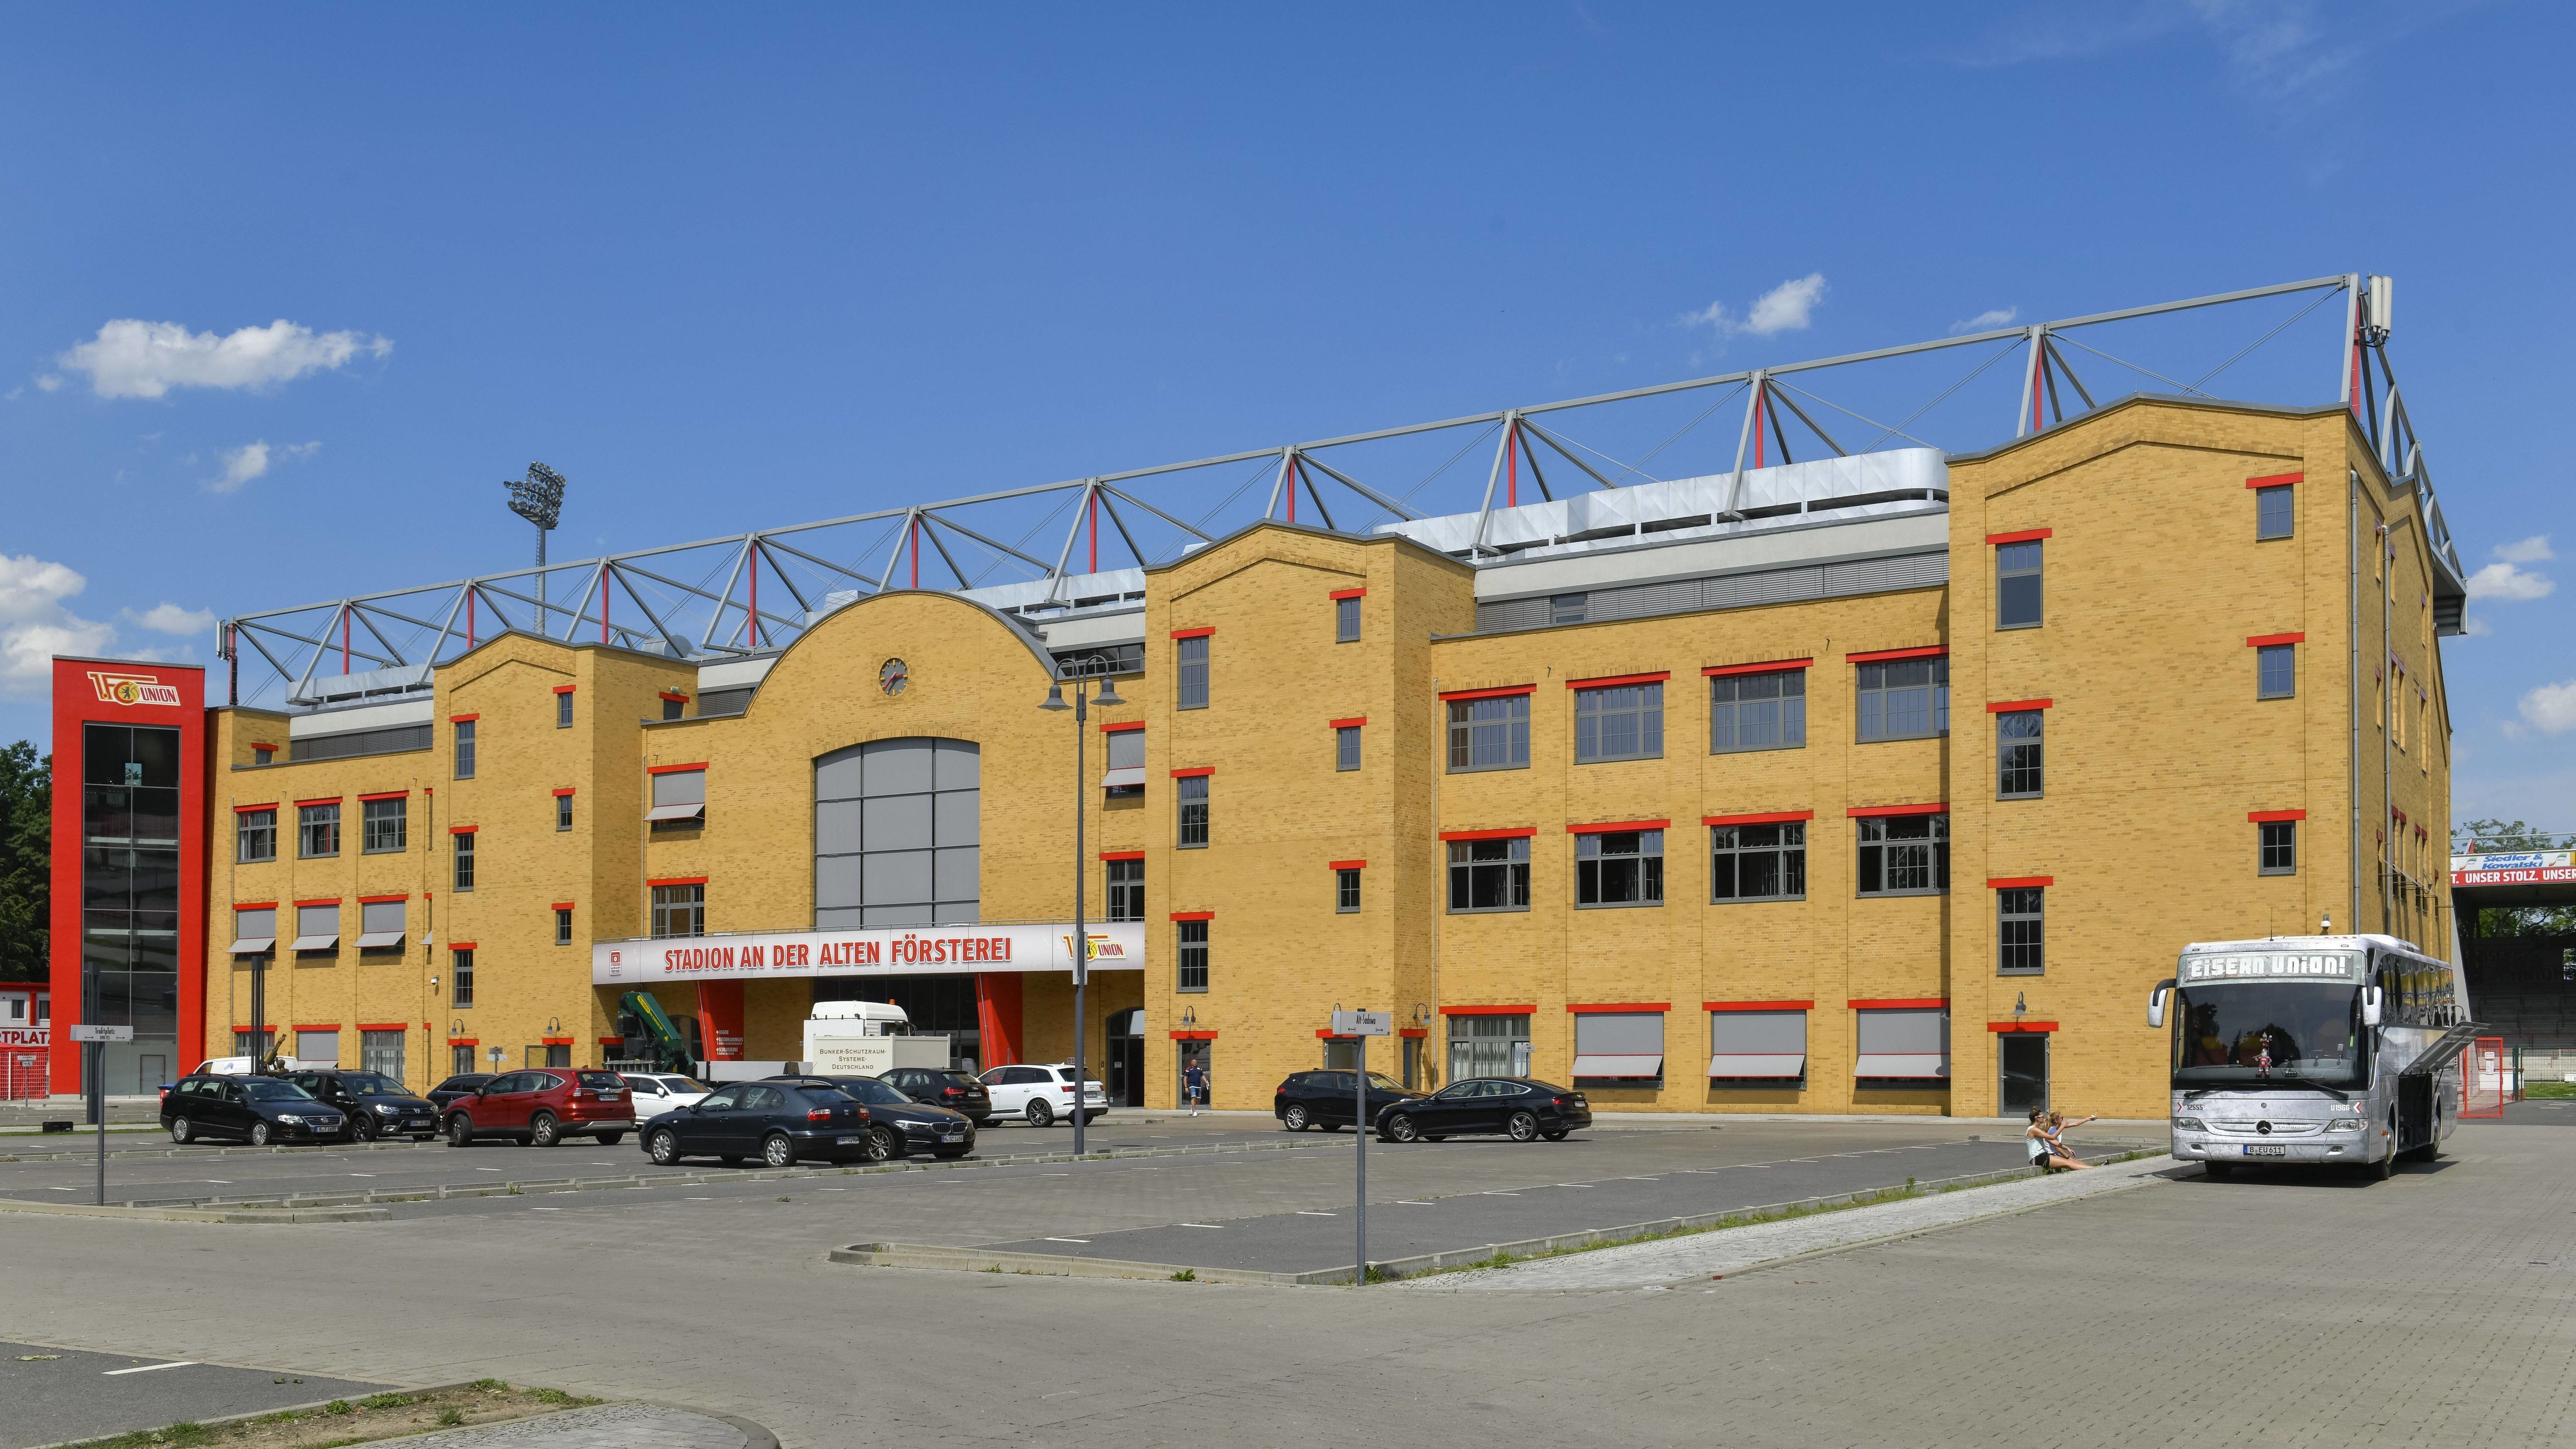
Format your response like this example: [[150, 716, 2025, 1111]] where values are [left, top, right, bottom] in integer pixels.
[[619, 1074, 711, 1119], [978, 1064, 1108, 1126]]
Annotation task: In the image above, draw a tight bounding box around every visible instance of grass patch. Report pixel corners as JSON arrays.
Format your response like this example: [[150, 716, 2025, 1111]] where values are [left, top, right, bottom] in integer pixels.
[[1168, 1268, 1197, 1281], [2522, 1080, 2576, 1099], [70, 1382, 604, 1449]]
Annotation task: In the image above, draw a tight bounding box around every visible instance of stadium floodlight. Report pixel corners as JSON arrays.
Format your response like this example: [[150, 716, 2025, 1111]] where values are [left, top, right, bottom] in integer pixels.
[[506, 462, 568, 634]]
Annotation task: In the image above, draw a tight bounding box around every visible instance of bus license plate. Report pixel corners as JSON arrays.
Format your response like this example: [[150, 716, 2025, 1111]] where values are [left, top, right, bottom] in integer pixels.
[[2243, 1144, 2288, 1157]]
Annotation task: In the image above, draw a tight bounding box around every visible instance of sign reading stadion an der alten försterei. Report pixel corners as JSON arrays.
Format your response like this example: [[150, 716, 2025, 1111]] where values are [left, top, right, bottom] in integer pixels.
[[592, 922, 1147, 986]]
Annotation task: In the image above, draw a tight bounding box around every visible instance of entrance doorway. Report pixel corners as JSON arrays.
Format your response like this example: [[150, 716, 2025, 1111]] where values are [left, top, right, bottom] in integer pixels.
[[1106, 1009, 1145, 1107], [1176, 1039, 1212, 1110], [1999, 1034, 2048, 1116]]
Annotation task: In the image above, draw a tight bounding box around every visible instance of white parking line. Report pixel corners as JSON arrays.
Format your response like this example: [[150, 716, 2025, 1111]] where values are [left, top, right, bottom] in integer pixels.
[[349, 1173, 375, 1178], [43, 1186, 75, 1191], [103, 1361, 196, 1375], [1482, 1190, 1521, 1196], [1043, 1236, 1092, 1243], [204, 1180, 231, 1184], [1179, 1222, 1225, 1229], [532, 1207, 562, 1212], [1295, 1210, 1336, 1216], [476, 1168, 502, 1172]]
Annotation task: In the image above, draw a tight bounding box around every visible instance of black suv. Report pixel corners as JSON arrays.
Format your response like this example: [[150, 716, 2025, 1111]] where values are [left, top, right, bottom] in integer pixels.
[[162, 1073, 347, 1146], [288, 1069, 439, 1141], [1275, 1069, 1420, 1133], [428, 1073, 496, 1112], [639, 1079, 873, 1169], [879, 1066, 993, 1126], [787, 1075, 978, 1161]]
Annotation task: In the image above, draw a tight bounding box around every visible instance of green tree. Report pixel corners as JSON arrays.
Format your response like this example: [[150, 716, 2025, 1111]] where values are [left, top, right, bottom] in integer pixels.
[[0, 740, 47, 981], [2458, 818, 2576, 938]]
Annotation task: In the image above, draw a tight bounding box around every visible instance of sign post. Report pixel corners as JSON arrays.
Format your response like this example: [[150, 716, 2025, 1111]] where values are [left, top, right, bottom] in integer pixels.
[[69, 1024, 131, 1205], [1330, 1010, 1393, 1284]]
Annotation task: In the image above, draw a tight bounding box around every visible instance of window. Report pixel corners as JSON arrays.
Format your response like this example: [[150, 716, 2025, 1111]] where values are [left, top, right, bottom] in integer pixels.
[[1710, 671, 1805, 753], [298, 802, 341, 859], [2258, 644, 2296, 699], [1550, 593, 1586, 625], [292, 902, 340, 951], [452, 1043, 475, 1076], [1177, 774, 1209, 847], [1854, 1008, 1948, 1079], [1448, 1014, 1531, 1079], [236, 1030, 275, 1059], [555, 907, 574, 945], [1447, 837, 1531, 912], [652, 883, 705, 939], [1996, 540, 2043, 628], [452, 830, 476, 890], [1572, 1012, 1664, 1083], [1335, 595, 1361, 643], [1099, 858, 1144, 922], [2256, 485, 2295, 540], [1996, 711, 2044, 798], [813, 738, 979, 929], [1710, 823, 1805, 901], [1708, 1010, 1806, 1080], [362, 1029, 405, 1081], [453, 720, 476, 779], [251, 745, 275, 765], [2260, 820, 2297, 875], [229, 907, 276, 953], [1335, 725, 1361, 772], [1336, 868, 1362, 913], [663, 695, 685, 722], [357, 899, 406, 949], [1998, 887, 2044, 975], [451, 949, 474, 1008], [1447, 695, 1531, 772], [1177, 919, 1209, 992], [1575, 830, 1664, 907], [1857, 814, 1948, 896], [556, 793, 573, 831], [556, 690, 574, 728], [236, 808, 276, 863], [362, 796, 406, 853], [1177, 635, 1210, 710], [1104, 728, 1145, 799], [1575, 683, 1663, 763], [1857, 658, 1948, 741], [649, 769, 706, 825]]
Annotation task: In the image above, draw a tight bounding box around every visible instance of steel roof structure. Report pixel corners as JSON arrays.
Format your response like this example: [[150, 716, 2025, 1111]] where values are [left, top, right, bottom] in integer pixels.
[[218, 272, 2462, 709]]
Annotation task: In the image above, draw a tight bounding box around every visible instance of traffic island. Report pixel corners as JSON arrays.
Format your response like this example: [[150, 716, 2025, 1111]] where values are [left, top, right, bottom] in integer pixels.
[[28, 1380, 616, 1449]]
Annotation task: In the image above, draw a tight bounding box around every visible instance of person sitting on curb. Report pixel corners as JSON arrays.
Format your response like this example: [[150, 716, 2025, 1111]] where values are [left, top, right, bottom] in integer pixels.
[[2027, 1107, 2094, 1172]]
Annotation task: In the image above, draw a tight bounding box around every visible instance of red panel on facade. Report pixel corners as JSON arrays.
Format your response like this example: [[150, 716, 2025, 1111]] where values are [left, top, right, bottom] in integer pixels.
[[1703, 657, 1812, 677], [1566, 1002, 1670, 1013], [648, 762, 707, 775], [1442, 1004, 1535, 1015], [2246, 632, 2305, 647], [1567, 819, 1669, 834], [1328, 587, 1366, 600], [1100, 721, 1145, 734], [646, 875, 707, 887], [1438, 826, 1536, 841], [1566, 671, 1671, 690], [1845, 645, 1948, 663], [1848, 803, 1947, 818], [1987, 876, 2053, 889], [1986, 698, 2053, 712], [233, 802, 277, 814], [1985, 527, 2053, 545], [975, 973, 1023, 1068], [1988, 1020, 2059, 1032], [357, 791, 409, 802], [1327, 859, 1366, 871], [1169, 910, 1214, 922], [2247, 809, 2308, 822], [1098, 850, 1145, 861], [1170, 626, 1215, 639], [2245, 472, 2304, 488], [1848, 997, 1948, 1009], [1436, 684, 1535, 702], [1327, 716, 1367, 729], [1702, 809, 1814, 826], [1170, 765, 1214, 778], [1705, 1000, 1815, 1012]]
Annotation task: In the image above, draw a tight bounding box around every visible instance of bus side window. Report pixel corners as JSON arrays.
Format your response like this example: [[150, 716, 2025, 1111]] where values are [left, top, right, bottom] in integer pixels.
[[2379, 964, 2404, 1027]]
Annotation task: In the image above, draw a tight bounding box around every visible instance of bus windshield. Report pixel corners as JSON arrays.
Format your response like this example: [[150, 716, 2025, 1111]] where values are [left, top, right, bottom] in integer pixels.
[[2172, 983, 2368, 1090]]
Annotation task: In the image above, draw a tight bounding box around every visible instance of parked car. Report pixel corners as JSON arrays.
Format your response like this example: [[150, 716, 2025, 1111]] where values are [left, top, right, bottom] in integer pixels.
[[287, 1069, 440, 1141], [789, 1075, 977, 1160], [428, 1072, 496, 1112], [618, 1073, 713, 1119], [878, 1066, 993, 1125], [1275, 1069, 1419, 1133], [639, 1078, 874, 1169], [442, 1068, 636, 1148], [1372, 1078, 1592, 1143], [977, 1063, 1107, 1126], [161, 1073, 347, 1146]]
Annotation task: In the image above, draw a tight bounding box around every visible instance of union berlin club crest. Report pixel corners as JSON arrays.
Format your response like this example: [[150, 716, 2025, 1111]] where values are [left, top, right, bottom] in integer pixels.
[[88, 671, 182, 707]]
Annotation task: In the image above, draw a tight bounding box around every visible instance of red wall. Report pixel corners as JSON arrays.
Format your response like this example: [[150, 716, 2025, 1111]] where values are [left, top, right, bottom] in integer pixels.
[[48, 656, 207, 1094]]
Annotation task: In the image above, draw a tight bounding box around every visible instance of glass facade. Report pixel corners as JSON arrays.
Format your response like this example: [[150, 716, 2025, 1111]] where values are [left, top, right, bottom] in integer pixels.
[[82, 723, 181, 1093]]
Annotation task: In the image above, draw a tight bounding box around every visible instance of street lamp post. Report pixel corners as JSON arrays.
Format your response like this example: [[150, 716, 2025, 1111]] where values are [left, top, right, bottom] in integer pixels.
[[1040, 664, 1123, 1159]]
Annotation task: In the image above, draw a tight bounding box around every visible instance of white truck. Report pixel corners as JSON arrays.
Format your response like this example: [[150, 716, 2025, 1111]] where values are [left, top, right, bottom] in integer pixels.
[[800, 1000, 954, 1078]]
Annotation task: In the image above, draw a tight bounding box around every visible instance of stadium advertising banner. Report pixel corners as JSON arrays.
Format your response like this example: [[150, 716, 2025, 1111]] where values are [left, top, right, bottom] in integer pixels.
[[2452, 851, 2576, 888], [594, 921, 1145, 985]]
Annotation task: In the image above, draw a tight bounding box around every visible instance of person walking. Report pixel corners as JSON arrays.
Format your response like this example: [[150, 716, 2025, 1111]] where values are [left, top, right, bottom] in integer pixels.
[[1181, 1056, 1209, 1116]]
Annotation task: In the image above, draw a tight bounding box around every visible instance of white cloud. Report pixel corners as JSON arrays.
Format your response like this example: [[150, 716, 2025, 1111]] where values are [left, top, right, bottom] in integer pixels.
[[2467, 561, 2553, 602], [2495, 534, 2553, 565], [126, 603, 216, 636], [0, 554, 117, 697], [1952, 306, 2020, 334], [2518, 679, 2576, 737], [56, 319, 391, 399], [1683, 272, 1828, 343], [206, 438, 319, 494], [2461, 615, 2492, 638]]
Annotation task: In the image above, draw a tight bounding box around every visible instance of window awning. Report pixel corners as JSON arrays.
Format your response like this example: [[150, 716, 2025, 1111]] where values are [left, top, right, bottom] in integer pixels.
[[289, 933, 340, 952], [1570, 1053, 1664, 1078], [227, 936, 276, 956], [354, 931, 406, 949], [1100, 765, 1146, 789], [1707, 1053, 1805, 1079], [1854, 1053, 1948, 1078], [646, 802, 706, 822]]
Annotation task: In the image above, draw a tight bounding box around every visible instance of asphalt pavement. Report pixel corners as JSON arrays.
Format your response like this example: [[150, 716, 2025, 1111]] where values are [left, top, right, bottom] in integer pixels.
[[0, 1339, 391, 1449]]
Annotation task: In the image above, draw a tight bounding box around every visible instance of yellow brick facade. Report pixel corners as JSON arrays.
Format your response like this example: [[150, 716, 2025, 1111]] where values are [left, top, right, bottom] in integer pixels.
[[200, 397, 2454, 1119]]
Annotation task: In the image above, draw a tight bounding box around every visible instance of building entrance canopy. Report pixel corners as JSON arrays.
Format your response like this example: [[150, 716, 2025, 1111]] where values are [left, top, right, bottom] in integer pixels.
[[592, 921, 1144, 986]]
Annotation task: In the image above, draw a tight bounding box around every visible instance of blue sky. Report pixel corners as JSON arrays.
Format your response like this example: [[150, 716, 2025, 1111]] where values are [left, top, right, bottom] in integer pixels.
[[2, 2, 2567, 827]]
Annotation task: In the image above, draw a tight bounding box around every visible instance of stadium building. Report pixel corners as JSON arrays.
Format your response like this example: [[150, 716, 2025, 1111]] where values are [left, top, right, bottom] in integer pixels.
[[48, 275, 2477, 1118]]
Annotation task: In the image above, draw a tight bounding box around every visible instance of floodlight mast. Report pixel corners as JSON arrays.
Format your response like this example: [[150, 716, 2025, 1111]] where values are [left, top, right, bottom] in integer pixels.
[[505, 462, 568, 637]]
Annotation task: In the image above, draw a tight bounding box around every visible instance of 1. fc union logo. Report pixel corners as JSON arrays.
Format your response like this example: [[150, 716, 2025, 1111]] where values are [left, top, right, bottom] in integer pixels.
[[87, 671, 182, 708]]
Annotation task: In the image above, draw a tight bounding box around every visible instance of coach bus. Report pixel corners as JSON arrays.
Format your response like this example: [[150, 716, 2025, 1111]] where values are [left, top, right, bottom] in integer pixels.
[[2150, 934, 2479, 1180]]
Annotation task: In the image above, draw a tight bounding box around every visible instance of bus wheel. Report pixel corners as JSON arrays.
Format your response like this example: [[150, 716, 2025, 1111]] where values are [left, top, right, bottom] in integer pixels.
[[2202, 1161, 2233, 1181], [2372, 1144, 2398, 1181]]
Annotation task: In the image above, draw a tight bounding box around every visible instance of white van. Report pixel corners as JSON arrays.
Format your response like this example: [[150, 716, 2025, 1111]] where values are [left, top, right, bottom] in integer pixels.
[[802, 1001, 953, 1077]]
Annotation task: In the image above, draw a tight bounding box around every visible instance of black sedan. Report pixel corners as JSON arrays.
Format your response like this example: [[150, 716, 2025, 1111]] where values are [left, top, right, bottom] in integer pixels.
[[428, 1072, 496, 1112], [792, 1075, 978, 1160], [880, 1066, 994, 1126], [1373, 1078, 1591, 1143], [162, 1073, 348, 1146], [639, 1079, 873, 1169], [1275, 1069, 1420, 1133], [287, 1069, 440, 1141]]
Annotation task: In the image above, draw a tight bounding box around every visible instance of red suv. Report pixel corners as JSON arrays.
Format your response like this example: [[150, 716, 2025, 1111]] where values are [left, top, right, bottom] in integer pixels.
[[442, 1067, 636, 1148]]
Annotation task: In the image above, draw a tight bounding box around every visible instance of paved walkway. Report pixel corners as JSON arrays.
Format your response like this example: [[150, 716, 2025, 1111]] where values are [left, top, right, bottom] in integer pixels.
[[1405, 1154, 2178, 1289], [368, 1403, 761, 1448]]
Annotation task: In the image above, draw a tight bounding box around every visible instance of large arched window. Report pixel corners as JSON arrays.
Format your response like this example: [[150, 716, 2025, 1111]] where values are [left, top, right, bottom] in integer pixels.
[[815, 738, 979, 928]]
